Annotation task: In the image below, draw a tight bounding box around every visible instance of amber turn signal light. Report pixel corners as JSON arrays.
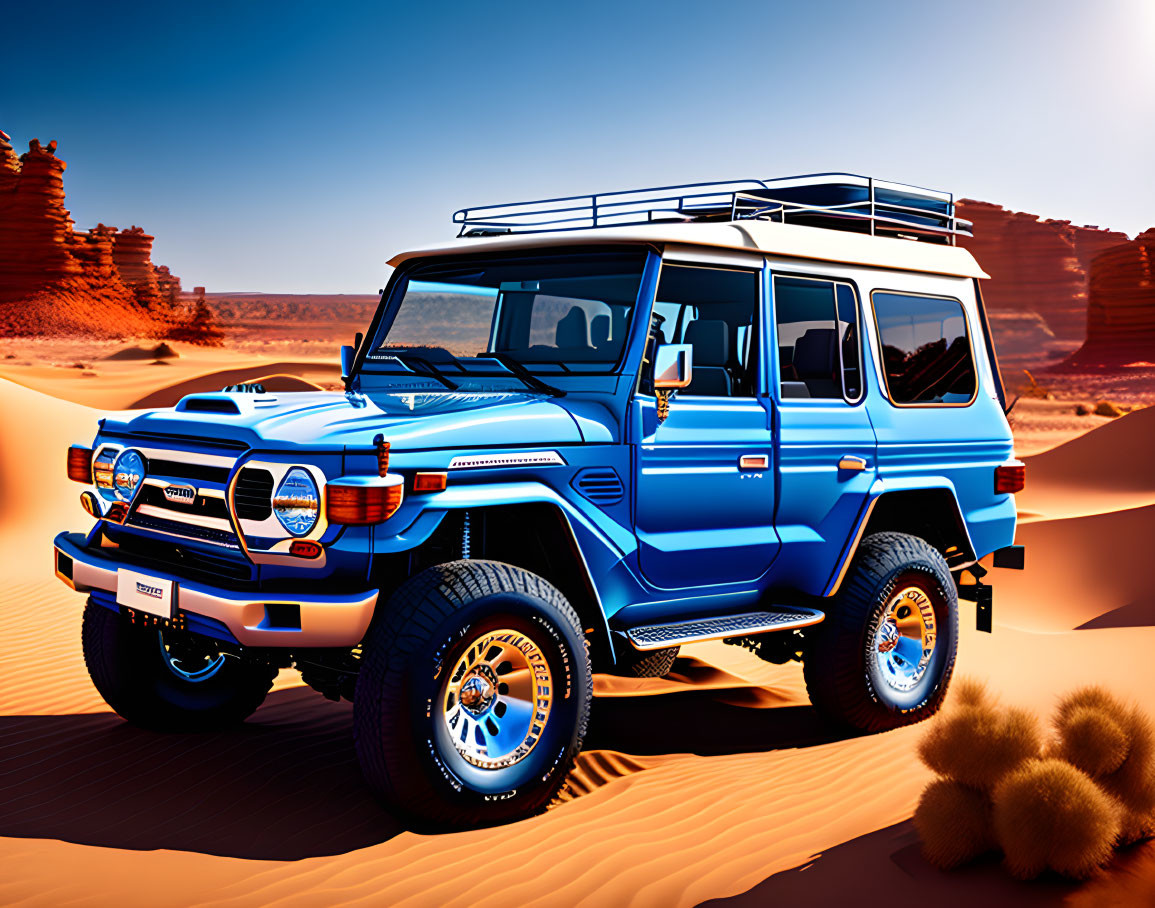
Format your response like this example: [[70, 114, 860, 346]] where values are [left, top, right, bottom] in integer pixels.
[[79, 491, 99, 517], [67, 445, 93, 483], [413, 471, 448, 492], [994, 461, 1026, 495], [289, 540, 323, 558], [326, 478, 404, 525]]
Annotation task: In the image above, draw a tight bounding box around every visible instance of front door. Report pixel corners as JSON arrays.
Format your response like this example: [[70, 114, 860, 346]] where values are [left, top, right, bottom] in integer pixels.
[[633, 262, 779, 590]]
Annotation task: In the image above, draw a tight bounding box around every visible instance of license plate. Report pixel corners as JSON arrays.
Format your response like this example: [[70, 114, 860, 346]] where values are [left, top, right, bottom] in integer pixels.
[[117, 568, 175, 619]]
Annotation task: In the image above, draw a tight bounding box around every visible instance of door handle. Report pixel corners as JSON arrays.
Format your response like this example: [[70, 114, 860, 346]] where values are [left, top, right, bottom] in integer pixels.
[[838, 455, 868, 472], [739, 454, 769, 471]]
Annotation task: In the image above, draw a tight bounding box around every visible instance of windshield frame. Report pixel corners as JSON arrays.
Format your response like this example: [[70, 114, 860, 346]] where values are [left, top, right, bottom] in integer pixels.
[[351, 245, 657, 392]]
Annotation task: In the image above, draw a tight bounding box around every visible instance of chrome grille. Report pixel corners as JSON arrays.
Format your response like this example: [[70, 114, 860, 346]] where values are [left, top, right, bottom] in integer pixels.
[[234, 468, 274, 520]]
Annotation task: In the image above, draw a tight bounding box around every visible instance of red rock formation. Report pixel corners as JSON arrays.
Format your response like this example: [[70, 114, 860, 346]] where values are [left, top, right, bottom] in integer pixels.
[[1060, 230, 1155, 369], [0, 128, 192, 337], [111, 226, 164, 310], [0, 136, 81, 301], [957, 200, 1128, 342], [154, 265, 181, 306]]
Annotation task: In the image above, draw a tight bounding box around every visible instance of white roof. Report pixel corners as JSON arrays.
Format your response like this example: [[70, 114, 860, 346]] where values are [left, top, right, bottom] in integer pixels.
[[387, 219, 990, 279]]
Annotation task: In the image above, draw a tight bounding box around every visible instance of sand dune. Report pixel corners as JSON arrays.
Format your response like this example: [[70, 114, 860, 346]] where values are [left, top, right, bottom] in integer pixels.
[[4, 373, 1155, 905]]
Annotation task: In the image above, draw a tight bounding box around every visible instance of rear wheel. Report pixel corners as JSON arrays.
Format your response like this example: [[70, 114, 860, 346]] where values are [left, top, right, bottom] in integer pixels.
[[803, 532, 958, 732], [82, 603, 276, 731], [354, 560, 592, 828]]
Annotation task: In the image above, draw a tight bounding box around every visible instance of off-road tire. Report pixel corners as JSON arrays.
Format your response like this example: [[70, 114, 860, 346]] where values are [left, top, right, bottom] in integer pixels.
[[614, 645, 679, 678], [803, 532, 958, 733], [82, 602, 276, 731], [354, 560, 592, 828]]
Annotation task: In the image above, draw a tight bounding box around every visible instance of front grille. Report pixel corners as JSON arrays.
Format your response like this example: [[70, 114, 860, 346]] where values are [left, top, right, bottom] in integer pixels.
[[136, 484, 231, 520], [572, 467, 625, 506], [111, 532, 254, 584], [128, 512, 241, 548], [234, 468, 274, 520], [147, 459, 231, 484]]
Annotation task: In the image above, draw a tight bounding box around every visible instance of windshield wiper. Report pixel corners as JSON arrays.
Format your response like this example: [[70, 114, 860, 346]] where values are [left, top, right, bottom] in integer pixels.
[[484, 354, 566, 397], [380, 353, 459, 391]]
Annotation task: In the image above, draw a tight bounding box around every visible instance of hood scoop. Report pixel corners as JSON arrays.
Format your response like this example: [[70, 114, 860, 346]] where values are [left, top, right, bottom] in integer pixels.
[[177, 396, 242, 415]]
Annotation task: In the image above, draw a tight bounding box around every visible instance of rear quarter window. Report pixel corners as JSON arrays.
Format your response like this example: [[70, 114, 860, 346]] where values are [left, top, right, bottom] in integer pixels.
[[871, 291, 976, 405]]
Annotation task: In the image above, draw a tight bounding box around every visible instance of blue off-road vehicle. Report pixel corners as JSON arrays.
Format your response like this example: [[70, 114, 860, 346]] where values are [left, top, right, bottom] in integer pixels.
[[55, 174, 1025, 826]]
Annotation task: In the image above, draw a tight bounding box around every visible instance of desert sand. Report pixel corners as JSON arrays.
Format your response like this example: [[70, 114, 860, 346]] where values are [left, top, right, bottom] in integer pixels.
[[2, 347, 1155, 907]]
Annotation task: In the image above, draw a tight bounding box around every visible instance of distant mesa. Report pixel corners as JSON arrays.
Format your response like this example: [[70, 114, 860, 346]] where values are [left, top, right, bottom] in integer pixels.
[[0, 127, 220, 343]]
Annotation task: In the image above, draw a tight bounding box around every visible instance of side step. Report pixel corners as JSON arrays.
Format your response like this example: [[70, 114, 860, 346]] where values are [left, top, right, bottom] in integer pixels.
[[625, 608, 825, 651]]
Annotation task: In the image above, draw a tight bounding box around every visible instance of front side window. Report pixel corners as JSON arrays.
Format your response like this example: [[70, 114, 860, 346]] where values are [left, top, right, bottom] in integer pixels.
[[774, 275, 863, 401], [871, 291, 976, 404], [646, 264, 759, 397], [361, 250, 647, 390]]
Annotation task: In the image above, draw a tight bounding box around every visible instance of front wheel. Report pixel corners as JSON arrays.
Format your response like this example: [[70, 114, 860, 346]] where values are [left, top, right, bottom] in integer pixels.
[[82, 603, 276, 731], [803, 532, 959, 732], [353, 560, 592, 828]]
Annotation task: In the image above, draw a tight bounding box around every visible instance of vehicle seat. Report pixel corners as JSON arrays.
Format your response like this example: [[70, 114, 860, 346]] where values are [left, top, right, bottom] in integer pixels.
[[792, 327, 840, 398], [556, 306, 592, 353], [590, 314, 613, 354], [683, 319, 731, 396]]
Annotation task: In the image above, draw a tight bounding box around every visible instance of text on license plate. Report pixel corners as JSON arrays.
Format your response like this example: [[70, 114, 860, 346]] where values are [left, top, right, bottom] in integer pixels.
[[116, 568, 175, 619]]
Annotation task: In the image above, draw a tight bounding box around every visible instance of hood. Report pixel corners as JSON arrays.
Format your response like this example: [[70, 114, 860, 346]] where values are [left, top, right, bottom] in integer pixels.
[[104, 390, 589, 451]]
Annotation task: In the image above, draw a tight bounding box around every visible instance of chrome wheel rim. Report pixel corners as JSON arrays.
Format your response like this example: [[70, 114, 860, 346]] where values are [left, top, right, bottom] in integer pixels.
[[441, 628, 553, 770], [158, 630, 227, 683], [872, 585, 937, 693]]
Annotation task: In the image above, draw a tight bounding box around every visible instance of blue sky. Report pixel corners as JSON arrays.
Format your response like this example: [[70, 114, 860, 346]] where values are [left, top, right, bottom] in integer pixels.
[[4, 0, 1153, 292]]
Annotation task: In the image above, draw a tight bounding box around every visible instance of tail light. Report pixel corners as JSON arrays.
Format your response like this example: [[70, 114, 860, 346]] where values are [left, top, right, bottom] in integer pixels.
[[326, 476, 404, 525], [995, 461, 1026, 495], [67, 445, 93, 483]]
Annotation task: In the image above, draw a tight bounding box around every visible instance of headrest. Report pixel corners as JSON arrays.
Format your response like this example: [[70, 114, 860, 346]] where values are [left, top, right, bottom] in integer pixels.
[[793, 328, 837, 378], [556, 306, 589, 348], [684, 319, 729, 366]]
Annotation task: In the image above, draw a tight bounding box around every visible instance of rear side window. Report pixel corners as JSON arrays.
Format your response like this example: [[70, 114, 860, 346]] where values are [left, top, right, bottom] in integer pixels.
[[871, 291, 976, 404], [773, 276, 863, 401]]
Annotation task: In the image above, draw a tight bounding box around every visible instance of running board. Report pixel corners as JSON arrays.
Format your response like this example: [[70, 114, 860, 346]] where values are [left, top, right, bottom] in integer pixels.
[[625, 608, 825, 651]]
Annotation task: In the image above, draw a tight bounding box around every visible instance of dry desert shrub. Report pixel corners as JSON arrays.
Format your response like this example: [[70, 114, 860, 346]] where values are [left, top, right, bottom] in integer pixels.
[[913, 778, 994, 869], [1052, 687, 1155, 843], [918, 683, 1042, 791], [993, 758, 1121, 880]]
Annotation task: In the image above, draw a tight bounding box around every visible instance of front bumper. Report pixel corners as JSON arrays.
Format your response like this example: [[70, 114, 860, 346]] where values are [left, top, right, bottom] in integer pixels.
[[53, 532, 378, 648]]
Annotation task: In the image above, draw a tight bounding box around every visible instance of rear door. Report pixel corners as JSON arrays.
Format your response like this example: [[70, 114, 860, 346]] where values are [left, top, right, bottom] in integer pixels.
[[632, 260, 779, 590], [769, 271, 878, 595]]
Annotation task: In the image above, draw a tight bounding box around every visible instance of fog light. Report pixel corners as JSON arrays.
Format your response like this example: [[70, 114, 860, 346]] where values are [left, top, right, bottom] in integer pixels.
[[80, 491, 100, 517]]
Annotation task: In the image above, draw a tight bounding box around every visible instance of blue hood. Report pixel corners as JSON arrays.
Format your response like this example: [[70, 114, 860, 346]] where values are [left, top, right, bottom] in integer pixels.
[[104, 391, 589, 451]]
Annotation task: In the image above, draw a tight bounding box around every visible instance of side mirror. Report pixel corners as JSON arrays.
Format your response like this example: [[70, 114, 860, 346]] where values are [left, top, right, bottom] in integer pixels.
[[654, 343, 693, 390], [340, 344, 356, 381]]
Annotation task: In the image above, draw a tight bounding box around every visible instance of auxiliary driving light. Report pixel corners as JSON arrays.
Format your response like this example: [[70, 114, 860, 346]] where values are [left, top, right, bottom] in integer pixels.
[[79, 491, 100, 517]]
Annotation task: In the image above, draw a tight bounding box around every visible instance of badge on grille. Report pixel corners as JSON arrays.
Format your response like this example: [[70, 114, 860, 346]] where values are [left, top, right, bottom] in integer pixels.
[[163, 484, 196, 504]]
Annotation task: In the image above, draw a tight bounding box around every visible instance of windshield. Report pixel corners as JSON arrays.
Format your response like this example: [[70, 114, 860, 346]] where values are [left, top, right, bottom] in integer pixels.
[[360, 250, 647, 392]]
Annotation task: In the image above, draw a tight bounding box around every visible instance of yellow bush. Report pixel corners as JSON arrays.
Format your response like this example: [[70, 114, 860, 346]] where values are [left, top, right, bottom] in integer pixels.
[[913, 778, 994, 869], [918, 699, 1041, 791], [993, 758, 1121, 880]]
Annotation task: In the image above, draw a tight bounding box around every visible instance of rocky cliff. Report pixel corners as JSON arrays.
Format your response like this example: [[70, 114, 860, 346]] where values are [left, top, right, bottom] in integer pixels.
[[0, 128, 190, 338], [1059, 229, 1155, 370], [957, 200, 1129, 343]]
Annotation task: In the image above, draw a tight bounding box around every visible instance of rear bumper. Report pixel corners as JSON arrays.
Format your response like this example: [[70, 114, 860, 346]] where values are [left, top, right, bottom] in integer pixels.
[[53, 532, 378, 648]]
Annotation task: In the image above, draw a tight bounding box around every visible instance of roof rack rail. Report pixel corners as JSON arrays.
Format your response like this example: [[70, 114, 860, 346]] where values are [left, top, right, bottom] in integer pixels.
[[453, 172, 972, 245]]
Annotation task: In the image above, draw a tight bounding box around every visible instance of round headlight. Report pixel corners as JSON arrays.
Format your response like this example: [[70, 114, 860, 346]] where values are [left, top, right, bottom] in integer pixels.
[[273, 468, 320, 536], [112, 449, 146, 502]]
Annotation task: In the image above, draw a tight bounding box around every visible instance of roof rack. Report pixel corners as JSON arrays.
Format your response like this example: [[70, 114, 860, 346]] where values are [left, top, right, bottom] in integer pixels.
[[453, 172, 972, 245]]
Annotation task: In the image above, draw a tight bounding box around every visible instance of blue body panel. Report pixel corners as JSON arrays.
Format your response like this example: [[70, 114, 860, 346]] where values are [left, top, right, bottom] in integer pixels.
[[71, 246, 1017, 660]]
